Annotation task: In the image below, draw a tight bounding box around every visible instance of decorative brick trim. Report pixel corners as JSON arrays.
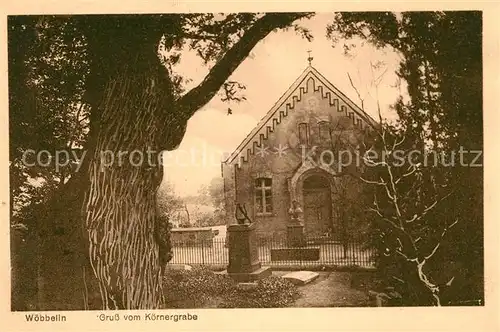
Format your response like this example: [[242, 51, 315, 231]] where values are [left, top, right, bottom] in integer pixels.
[[252, 171, 273, 179]]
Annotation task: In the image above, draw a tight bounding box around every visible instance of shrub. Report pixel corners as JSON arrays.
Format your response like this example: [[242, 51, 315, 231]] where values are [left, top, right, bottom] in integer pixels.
[[163, 266, 234, 308], [156, 215, 173, 266], [163, 268, 299, 309], [218, 277, 299, 308]]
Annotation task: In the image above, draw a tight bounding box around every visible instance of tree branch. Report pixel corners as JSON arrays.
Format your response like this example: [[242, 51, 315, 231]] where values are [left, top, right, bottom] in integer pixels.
[[347, 72, 365, 110], [177, 12, 310, 116], [395, 164, 417, 184]]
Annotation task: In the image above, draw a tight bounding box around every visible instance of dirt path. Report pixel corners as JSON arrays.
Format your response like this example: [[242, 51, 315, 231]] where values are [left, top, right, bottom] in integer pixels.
[[286, 272, 371, 307]]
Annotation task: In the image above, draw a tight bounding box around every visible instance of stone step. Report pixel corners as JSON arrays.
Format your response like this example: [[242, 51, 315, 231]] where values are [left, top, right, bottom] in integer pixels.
[[224, 266, 272, 282], [166, 264, 193, 271], [281, 271, 320, 286]]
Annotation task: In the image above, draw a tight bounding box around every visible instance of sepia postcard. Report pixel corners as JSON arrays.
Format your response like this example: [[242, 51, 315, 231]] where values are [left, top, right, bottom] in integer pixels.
[[2, 1, 499, 331]]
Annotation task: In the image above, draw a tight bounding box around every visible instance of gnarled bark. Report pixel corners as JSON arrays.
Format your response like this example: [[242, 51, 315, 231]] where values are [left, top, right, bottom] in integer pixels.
[[82, 53, 174, 309], [36, 25, 177, 309]]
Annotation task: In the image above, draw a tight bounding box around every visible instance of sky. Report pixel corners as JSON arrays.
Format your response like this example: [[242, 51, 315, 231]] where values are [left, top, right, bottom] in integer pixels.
[[162, 13, 405, 197]]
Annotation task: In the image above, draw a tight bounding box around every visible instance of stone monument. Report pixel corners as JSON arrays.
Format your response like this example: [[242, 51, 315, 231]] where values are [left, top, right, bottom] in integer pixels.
[[287, 199, 306, 247], [225, 203, 271, 282], [271, 200, 320, 261]]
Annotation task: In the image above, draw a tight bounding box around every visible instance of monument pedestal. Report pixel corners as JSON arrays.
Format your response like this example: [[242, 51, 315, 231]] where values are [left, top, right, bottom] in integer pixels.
[[287, 222, 306, 247], [270, 201, 319, 262], [225, 223, 271, 282], [270, 221, 319, 262]]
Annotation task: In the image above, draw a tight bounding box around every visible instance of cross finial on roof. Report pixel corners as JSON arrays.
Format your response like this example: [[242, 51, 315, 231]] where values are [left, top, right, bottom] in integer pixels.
[[307, 50, 313, 66]]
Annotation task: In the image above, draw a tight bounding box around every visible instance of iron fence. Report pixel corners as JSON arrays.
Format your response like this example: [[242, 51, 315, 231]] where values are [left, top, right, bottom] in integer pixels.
[[169, 236, 376, 269]]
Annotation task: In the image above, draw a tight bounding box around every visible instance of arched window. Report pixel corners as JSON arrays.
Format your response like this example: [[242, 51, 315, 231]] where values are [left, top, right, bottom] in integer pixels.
[[255, 177, 272, 214], [298, 123, 309, 145]]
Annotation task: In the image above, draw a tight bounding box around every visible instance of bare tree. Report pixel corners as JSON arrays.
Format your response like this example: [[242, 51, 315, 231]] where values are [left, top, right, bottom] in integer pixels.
[[330, 63, 458, 306], [358, 127, 457, 306]]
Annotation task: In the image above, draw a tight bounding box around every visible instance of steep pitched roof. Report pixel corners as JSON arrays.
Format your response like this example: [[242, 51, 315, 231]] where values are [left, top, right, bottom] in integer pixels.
[[224, 65, 378, 166]]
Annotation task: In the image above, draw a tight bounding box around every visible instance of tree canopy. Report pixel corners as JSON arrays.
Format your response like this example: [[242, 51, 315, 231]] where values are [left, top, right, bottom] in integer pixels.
[[328, 11, 483, 305], [9, 13, 313, 226]]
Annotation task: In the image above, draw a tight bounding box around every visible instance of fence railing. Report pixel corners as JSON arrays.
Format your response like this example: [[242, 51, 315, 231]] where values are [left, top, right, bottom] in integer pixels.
[[169, 236, 376, 269]]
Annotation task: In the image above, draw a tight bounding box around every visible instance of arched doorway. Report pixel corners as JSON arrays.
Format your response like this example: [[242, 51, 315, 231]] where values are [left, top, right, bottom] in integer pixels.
[[302, 173, 332, 237]]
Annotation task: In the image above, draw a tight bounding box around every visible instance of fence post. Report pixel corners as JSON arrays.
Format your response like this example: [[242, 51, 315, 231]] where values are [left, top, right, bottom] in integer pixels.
[[352, 241, 357, 265], [202, 239, 205, 265]]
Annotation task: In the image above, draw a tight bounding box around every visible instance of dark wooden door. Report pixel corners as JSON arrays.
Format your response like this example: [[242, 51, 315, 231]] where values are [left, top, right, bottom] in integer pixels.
[[303, 188, 332, 237]]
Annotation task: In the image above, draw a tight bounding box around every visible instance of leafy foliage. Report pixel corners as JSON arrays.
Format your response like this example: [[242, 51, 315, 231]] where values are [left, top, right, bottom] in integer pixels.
[[9, 16, 90, 226], [163, 267, 299, 308], [196, 177, 226, 226], [156, 213, 174, 266], [328, 11, 482, 150], [157, 180, 184, 219], [163, 266, 234, 308], [327, 11, 483, 305], [218, 277, 299, 308]]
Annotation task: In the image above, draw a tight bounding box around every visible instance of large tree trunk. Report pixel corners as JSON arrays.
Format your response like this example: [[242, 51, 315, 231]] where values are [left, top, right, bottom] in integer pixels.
[[37, 22, 180, 310], [33, 13, 306, 310], [83, 63, 172, 309]]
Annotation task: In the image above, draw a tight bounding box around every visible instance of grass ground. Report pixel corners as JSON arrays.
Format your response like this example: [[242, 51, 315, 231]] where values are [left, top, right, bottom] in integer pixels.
[[272, 271, 373, 307], [163, 268, 375, 308]]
